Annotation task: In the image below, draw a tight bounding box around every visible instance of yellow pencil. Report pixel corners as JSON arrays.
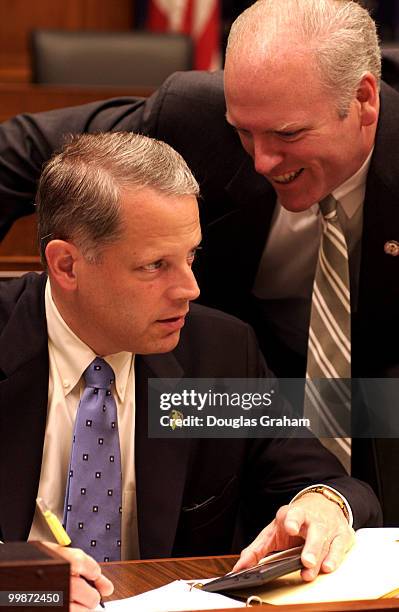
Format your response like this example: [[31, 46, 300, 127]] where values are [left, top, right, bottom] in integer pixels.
[[36, 498, 71, 546], [36, 497, 105, 608], [380, 587, 399, 599]]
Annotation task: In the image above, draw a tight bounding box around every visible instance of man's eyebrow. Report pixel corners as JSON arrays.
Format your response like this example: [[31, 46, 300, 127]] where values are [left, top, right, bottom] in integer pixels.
[[141, 240, 203, 263], [225, 118, 250, 133], [225, 112, 246, 130], [225, 113, 306, 134], [274, 122, 305, 132]]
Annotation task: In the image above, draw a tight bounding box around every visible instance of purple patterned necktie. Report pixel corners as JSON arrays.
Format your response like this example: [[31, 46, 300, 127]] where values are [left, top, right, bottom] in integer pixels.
[[63, 357, 122, 562]]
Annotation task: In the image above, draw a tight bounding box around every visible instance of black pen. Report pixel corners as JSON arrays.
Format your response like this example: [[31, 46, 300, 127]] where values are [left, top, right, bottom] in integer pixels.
[[36, 497, 105, 608]]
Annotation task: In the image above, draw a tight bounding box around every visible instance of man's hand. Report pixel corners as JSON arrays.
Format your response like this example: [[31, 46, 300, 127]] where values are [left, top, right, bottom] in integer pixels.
[[233, 492, 355, 581], [42, 543, 114, 611]]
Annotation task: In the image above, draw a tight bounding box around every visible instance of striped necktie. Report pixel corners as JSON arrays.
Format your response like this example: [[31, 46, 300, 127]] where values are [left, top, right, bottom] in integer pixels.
[[304, 195, 351, 472]]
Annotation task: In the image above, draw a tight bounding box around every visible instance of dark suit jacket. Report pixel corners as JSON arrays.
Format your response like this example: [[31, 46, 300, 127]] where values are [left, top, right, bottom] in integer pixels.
[[0, 273, 381, 557], [0, 62, 397, 521]]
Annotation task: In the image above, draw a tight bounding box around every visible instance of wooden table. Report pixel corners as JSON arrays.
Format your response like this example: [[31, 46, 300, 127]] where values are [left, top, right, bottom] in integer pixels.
[[101, 555, 399, 611]]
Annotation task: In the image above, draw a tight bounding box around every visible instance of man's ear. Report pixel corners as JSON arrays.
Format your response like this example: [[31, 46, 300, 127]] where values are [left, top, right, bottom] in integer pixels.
[[357, 72, 379, 127], [45, 239, 80, 291]]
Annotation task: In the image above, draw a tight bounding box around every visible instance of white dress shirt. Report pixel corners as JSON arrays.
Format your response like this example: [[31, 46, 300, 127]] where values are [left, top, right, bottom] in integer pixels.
[[252, 152, 373, 355], [28, 280, 139, 560]]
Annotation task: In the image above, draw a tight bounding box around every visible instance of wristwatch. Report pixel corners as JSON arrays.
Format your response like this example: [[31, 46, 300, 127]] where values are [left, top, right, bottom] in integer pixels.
[[294, 486, 350, 522]]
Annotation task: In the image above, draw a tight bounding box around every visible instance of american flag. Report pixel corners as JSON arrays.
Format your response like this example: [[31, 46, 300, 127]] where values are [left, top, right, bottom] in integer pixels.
[[147, 0, 221, 70]]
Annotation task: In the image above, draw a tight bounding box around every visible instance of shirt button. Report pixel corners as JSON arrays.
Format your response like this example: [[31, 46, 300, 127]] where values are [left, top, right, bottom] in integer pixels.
[[63, 379, 70, 388]]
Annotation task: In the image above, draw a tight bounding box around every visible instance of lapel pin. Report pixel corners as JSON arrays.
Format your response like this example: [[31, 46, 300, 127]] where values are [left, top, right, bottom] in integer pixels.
[[169, 409, 184, 430], [384, 240, 399, 256]]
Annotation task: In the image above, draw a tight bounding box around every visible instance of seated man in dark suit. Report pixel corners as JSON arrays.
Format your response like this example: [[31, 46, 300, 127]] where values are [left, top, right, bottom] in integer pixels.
[[0, 132, 380, 610]]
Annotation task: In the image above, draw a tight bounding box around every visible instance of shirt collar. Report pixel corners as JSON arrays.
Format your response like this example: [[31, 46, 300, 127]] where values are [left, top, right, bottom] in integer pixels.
[[45, 279, 133, 402], [304, 148, 374, 219], [331, 147, 374, 219]]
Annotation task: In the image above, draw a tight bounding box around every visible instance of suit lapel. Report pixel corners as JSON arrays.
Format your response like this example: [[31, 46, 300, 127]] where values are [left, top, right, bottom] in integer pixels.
[[199, 155, 276, 315], [135, 351, 192, 558], [225, 154, 277, 286], [355, 84, 399, 374], [0, 274, 193, 556], [0, 274, 49, 540]]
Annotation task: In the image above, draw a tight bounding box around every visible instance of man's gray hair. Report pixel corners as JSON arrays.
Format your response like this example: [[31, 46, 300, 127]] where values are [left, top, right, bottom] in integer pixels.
[[37, 131, 199, 265], [226, 0, 381, 117]]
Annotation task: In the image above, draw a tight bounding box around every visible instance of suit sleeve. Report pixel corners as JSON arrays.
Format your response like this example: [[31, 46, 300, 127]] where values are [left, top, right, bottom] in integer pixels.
[[0, 96, 147, 239], [242, 326, 382, 535], [0, 70, 229, 239], [0, 70, 201, 239]]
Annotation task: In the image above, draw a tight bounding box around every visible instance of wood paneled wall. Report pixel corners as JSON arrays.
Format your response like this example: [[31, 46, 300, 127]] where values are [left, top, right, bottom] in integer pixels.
[[0, 0, 136, 260], [0, 0, 134, 82], [0, 216, 39, 258]]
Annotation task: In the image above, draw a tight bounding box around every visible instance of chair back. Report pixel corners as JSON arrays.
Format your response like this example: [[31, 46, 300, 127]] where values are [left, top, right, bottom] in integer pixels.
[[31, 29, 193, 88]]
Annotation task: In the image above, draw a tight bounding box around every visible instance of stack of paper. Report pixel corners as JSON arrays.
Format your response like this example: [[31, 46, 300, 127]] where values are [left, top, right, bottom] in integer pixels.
[[237, 528, 399, 605], [96, 579, 243, 611], [97, 529, 399, 610]]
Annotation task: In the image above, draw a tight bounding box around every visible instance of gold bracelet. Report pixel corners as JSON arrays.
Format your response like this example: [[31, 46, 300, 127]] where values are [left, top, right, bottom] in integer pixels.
[[294, 486, 350, 522]]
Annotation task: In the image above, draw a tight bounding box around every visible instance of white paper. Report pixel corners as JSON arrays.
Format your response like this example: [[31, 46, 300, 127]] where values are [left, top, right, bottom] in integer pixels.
[[252, 528, 399, 605], [96, 529, 399, 610], [95, 580, 244, 611]]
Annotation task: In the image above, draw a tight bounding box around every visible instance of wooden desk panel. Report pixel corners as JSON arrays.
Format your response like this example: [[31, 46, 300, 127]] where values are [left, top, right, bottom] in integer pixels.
[[0, 83, 152, 123], [0, 256, 41, 273], [102, 555, 399, 611], [0, 216, 38, 256]]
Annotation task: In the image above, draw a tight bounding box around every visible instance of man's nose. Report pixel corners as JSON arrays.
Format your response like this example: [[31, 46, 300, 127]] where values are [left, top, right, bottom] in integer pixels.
[[170, 266, 200, 302], [252, 136, 284, 176]]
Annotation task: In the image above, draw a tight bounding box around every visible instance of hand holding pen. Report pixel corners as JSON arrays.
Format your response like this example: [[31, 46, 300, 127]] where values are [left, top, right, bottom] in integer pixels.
[[36, 498, 113, 610]]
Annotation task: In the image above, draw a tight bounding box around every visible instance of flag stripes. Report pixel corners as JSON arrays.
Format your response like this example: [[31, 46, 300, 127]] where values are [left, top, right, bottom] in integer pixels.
[[147, 0, 221, 70]]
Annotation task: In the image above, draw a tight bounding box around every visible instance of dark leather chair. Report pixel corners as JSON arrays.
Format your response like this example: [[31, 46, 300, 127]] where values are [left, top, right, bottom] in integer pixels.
[[31, 30, 193, 88]]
